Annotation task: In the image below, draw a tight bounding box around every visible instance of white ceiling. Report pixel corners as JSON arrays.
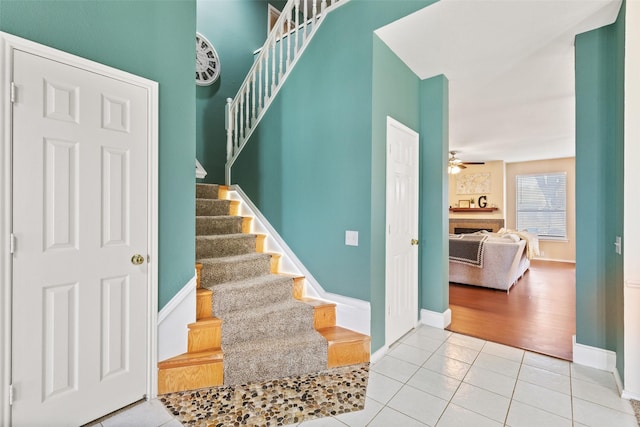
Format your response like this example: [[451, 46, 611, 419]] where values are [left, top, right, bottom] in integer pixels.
[[375, 0, 622, 163]]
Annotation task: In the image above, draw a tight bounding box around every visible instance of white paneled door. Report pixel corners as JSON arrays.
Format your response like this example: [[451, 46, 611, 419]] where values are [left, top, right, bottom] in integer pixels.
[[11, 50, 149, 426], [385, 117, 419, 346]]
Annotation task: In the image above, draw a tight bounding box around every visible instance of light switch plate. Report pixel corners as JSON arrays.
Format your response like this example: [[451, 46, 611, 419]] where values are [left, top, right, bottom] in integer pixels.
[[345, 230, 359, 246], [615, 236, 622, 255]]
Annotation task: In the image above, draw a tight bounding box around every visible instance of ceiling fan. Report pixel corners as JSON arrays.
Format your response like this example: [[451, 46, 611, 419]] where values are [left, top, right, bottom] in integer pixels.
[[448, 151, 485, 174]]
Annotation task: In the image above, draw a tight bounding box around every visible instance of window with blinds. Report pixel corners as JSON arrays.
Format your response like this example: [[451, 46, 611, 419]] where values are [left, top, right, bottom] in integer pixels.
[[516, 172, 567, 239]]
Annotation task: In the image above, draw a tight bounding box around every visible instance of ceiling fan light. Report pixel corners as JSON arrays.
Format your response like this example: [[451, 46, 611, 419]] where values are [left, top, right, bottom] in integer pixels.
[[449, 165, 461, 174]]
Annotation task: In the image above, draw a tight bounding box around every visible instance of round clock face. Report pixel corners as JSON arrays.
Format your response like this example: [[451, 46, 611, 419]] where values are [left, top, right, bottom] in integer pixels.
[[196, 32, 220, 86]]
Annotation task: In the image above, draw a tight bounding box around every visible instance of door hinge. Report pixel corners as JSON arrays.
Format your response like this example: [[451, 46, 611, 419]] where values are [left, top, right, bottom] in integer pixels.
[[9, 233, 16, 254], [10, 82, 16, 103], [8, 384, 14, 406]]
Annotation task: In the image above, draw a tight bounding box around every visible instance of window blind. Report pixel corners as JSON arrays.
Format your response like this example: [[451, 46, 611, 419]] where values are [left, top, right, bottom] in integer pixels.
[[516, 172, 567, 239]]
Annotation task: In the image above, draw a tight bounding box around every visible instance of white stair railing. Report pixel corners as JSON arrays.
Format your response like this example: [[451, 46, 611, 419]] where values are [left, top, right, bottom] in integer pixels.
[[225, 0, 347, 184]]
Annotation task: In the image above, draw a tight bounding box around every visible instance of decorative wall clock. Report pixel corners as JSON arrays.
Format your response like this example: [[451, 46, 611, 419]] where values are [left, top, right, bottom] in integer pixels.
[[196, 32, 220, 86]]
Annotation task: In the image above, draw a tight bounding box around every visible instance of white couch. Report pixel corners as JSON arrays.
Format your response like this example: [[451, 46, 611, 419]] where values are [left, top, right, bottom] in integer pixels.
[[449, 235, 530, 292]]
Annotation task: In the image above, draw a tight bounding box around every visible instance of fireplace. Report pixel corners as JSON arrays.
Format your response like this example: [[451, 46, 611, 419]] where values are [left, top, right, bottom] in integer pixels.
[[449, 218, 504, 234], [454, 227, 493, 234]]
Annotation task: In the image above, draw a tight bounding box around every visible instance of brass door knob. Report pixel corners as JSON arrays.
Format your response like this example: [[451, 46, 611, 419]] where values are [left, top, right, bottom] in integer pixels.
[[131, 254, 145, 265], [411, 239, 419, 245]]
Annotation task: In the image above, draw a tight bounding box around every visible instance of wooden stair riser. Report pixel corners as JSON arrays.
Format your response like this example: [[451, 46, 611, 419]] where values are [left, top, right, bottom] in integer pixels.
[[196, 288, 213, 320], [302, 298, 370, 367], [256, 234, 266, 253], [318, 326, 371, 368], [158, 362, 223, 395], [300, 297, 337, 330], [313, 305, 336, 330], [196, 263, 203, 288], [157, 348, 224, 394], [218, 185, 230, 200], [229, 200, 240, 216], [327, 339, 371, 368], [187, 318, 222, 352], [292, 277, 304, 300], [269, 253, 281, 274], [242, 216, 252, 233]]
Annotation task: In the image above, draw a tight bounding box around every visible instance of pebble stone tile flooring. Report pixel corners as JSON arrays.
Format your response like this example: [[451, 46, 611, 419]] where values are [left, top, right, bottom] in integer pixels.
[[160, 364, 369, 426], [95, 325, 639, 427]]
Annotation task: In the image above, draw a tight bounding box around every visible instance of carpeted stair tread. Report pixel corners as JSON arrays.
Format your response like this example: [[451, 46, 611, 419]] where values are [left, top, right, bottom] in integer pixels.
[[196, 183, 219, 200], [220, 299, 316, 345], [196, 198, 232, 216], [196, 215, 243, 235], [204, 274, 295, 315], [222, 332, 328, 385], [196, 233, 257, 259], [198, 253, 272, 285]]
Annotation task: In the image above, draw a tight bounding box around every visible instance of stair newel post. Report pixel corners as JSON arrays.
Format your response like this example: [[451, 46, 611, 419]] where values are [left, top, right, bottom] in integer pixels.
[[225, 98, 233, 163], [232, 102, 240, 152], [294, 0, 300, 55]]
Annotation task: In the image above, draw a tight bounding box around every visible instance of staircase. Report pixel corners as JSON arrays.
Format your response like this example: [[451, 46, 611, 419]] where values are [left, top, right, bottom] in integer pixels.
[[225, 0, 348, 184], [157, 183, 370, 394]]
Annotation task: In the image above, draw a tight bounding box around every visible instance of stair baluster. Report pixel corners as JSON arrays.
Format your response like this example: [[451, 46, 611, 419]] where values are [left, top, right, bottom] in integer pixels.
[[224, 0, 348, 185]]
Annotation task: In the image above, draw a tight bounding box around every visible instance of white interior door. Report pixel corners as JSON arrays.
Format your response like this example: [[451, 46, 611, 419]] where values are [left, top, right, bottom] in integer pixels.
[[385, 116, 419, 346], [11, 49, 149, 426]]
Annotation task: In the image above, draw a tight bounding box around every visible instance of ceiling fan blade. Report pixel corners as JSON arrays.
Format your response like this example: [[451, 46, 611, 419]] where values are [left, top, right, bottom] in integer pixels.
[[461, 161, 485, 165]]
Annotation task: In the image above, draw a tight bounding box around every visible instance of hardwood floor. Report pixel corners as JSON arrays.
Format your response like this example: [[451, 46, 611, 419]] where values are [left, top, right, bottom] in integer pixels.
[[448, 260, 576, 361]]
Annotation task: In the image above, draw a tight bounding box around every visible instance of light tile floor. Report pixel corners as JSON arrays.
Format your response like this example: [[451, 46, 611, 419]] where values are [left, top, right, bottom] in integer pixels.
[[97, 325, 638, 427]]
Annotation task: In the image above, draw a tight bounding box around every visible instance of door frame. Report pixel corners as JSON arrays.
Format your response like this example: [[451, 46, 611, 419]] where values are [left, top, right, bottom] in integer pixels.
[[0, 32, 159, 425], [384, 116, 419, 346]]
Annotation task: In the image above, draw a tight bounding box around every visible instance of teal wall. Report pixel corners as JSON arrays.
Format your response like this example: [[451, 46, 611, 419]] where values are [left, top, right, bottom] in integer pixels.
[[419, 75, 450, 314], [232, 0, 438, 351], [196, 0, 286, 184], [371, 35, 421, 351], [0, 0, 197, 309], [575, 5, 625, 378]]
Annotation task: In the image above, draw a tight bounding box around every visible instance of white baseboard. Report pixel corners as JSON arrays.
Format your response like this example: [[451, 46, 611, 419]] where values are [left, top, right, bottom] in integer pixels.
[[613, 367, 625, 397], [572, 335, 617, 372], [332, 294, 371, 336], [370, 346, 389, 364], [622, 389, 640, 401], [157, 274, 196, 362], [420, 308, 452, 329]]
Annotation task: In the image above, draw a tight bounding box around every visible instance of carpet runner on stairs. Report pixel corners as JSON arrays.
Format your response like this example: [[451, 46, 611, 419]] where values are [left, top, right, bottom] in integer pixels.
[[196, 184, 328, 386]]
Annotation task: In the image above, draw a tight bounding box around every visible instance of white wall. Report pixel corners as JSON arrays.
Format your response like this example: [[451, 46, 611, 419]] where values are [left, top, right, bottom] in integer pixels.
[[624, 0, 640, 400]]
